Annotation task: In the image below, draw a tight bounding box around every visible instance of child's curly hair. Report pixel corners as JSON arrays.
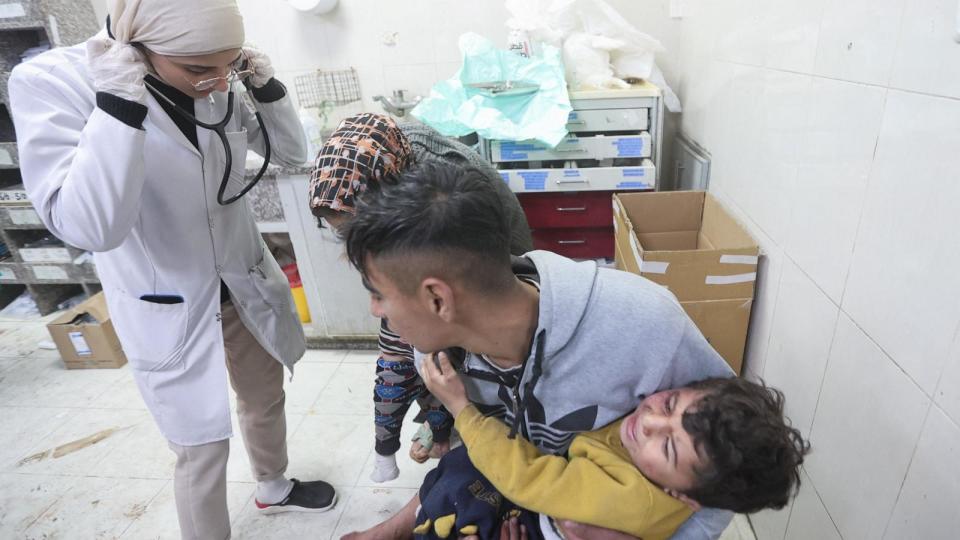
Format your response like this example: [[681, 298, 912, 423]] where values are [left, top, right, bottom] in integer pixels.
[[681, 377, 810, 513]]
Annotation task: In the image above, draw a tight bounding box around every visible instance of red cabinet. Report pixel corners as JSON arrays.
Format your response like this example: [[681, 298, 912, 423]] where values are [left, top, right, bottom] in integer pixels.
[[519, 192, 617, 259], [530, 228, 615, 259], [518, 192, 613, 229]]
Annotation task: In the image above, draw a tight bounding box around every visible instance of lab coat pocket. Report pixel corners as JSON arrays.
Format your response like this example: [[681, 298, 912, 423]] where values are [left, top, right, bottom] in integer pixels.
[[248, 246, 292, 310], [110, 290, 189, 372], [222, 129, 251, 199]]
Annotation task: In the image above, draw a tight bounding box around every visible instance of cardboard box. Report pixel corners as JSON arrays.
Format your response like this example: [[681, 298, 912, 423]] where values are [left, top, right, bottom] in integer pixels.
[[614, 237, 751, 372], [679, 298, 753, 374], [613, 191, 759, 300], [47, 292, 127, 369], [613, 191, 759, 373]]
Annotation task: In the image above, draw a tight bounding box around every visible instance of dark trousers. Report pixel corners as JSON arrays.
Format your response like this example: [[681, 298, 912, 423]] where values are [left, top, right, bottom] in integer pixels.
[[414, 446, 543, 540]]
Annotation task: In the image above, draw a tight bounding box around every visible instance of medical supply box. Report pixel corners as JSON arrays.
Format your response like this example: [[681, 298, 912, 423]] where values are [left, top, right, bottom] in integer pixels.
[[47, 292, 127, 369]]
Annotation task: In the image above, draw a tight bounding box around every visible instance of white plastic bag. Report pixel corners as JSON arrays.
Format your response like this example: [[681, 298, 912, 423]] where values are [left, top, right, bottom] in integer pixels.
[[505, 0, 577, 50], [576, 0, 664, 82], [562, 32, 630, 89], [503, 0, 683, 112]]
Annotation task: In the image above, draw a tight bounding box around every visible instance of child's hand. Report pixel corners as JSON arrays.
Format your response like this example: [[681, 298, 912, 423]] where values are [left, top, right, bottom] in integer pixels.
[[422, 351, 470, 416]]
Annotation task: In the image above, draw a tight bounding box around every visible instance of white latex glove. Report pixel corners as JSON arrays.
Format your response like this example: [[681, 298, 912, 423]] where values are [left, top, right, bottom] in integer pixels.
[[241, 46, 275, 88], [86, 36, 148, 104]]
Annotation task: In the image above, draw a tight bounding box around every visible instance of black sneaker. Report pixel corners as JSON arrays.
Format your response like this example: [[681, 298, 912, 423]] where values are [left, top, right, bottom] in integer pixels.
[[256, 478, 338, 514]]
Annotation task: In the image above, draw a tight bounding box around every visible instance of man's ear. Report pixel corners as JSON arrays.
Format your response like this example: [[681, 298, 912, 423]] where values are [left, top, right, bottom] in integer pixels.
[[664, 489, 702, 512], [421, 277, 455, 322]]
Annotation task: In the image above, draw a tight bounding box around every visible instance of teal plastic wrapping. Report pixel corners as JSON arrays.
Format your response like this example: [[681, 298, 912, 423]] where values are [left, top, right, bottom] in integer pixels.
[[411, 33, 572, 148]]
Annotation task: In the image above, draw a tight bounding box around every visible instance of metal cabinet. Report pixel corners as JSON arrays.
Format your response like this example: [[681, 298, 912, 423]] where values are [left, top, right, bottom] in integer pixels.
[[481, 82, 664, 259]]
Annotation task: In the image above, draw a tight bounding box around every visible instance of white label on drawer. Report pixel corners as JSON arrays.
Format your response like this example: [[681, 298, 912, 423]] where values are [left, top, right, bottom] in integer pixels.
[[32, 265, 68, 280], [640, 261, 670, 274], [0, 3, 26, 18], [0, 267, 15, 280], [8, 208, 41, 225], [20, 248, 71, 263], [706, 272, 757, 285], [0, 147, 11, 166], [69, 331, 92, 356], [719, 255, 759, 265]]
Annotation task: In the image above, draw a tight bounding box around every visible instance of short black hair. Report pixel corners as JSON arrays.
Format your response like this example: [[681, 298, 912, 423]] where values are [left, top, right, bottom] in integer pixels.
[[343, 160, 513, 295], [681, 377, 810, 514]]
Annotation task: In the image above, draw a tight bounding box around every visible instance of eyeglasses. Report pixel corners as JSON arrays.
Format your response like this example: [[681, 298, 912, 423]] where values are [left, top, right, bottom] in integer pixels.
[[190, 52, 254, 92]]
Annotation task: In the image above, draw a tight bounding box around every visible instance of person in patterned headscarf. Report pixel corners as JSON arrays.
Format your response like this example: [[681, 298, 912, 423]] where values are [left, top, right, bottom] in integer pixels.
[[309, 113, 532, 482]]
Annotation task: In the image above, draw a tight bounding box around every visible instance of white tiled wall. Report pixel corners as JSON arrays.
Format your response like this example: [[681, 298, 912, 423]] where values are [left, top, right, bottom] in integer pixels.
[[86, 0, 687, 169], [81, 1, 960, 537], [675, 0, 960, 538], [229, 0, 683, 127]]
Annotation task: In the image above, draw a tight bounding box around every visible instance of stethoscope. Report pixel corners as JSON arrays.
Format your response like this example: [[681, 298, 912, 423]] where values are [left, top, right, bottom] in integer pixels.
[[144, 78, 272, 206], [107, 16, 272, 205]]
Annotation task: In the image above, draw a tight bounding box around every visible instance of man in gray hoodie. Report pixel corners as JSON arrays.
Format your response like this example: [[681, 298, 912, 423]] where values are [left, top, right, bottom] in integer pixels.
[[309, 113, 534, 482], [340, 161, 735, 540]]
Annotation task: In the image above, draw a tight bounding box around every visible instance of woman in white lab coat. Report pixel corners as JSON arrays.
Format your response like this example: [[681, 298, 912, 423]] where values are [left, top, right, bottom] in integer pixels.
[[9, 1, 335, 538]]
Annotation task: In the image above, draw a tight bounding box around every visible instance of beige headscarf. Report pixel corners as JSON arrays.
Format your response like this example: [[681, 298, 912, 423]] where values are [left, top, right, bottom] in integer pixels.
[[108, 0, 245, 56]]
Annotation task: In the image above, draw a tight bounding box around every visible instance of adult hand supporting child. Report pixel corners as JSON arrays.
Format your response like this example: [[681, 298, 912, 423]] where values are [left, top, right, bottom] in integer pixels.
[[421, 351, 470, 416]]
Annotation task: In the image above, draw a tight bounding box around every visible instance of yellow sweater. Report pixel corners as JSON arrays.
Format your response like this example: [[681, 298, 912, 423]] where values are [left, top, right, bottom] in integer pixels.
[[455, 405, 692, 540]]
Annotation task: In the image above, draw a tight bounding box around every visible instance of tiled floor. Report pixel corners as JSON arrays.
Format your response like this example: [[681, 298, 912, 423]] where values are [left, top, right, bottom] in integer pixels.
[[0, 316, 756, 539]]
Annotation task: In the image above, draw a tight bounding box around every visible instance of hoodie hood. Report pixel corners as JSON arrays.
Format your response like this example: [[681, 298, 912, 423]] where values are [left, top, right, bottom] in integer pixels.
[[524, 250, 598, 358]]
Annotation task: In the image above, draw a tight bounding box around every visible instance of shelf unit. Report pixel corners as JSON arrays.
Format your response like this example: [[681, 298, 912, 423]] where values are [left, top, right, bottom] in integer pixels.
[[0, 0, 100, 314], [480, 82, 664, 260]]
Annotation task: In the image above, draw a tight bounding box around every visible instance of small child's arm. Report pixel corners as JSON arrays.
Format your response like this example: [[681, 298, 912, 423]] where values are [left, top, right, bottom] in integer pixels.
[[421, 351, 471, 416], [423, 353, 686, 538], [455, 405, 662, 537]]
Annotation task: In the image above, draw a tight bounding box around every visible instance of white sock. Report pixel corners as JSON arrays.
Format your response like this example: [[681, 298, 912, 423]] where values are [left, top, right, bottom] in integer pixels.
[[257, 476, 294, 504], [370, 453, 400, 483]]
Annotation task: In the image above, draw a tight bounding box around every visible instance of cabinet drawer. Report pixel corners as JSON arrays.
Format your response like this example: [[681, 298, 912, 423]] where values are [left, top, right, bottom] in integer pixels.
[[531, 228, 614, 259], [567, 109, 649, 132], [491, 133, 652, 162], [519, 192, 613, 229], [499, 163, 656, 193]]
